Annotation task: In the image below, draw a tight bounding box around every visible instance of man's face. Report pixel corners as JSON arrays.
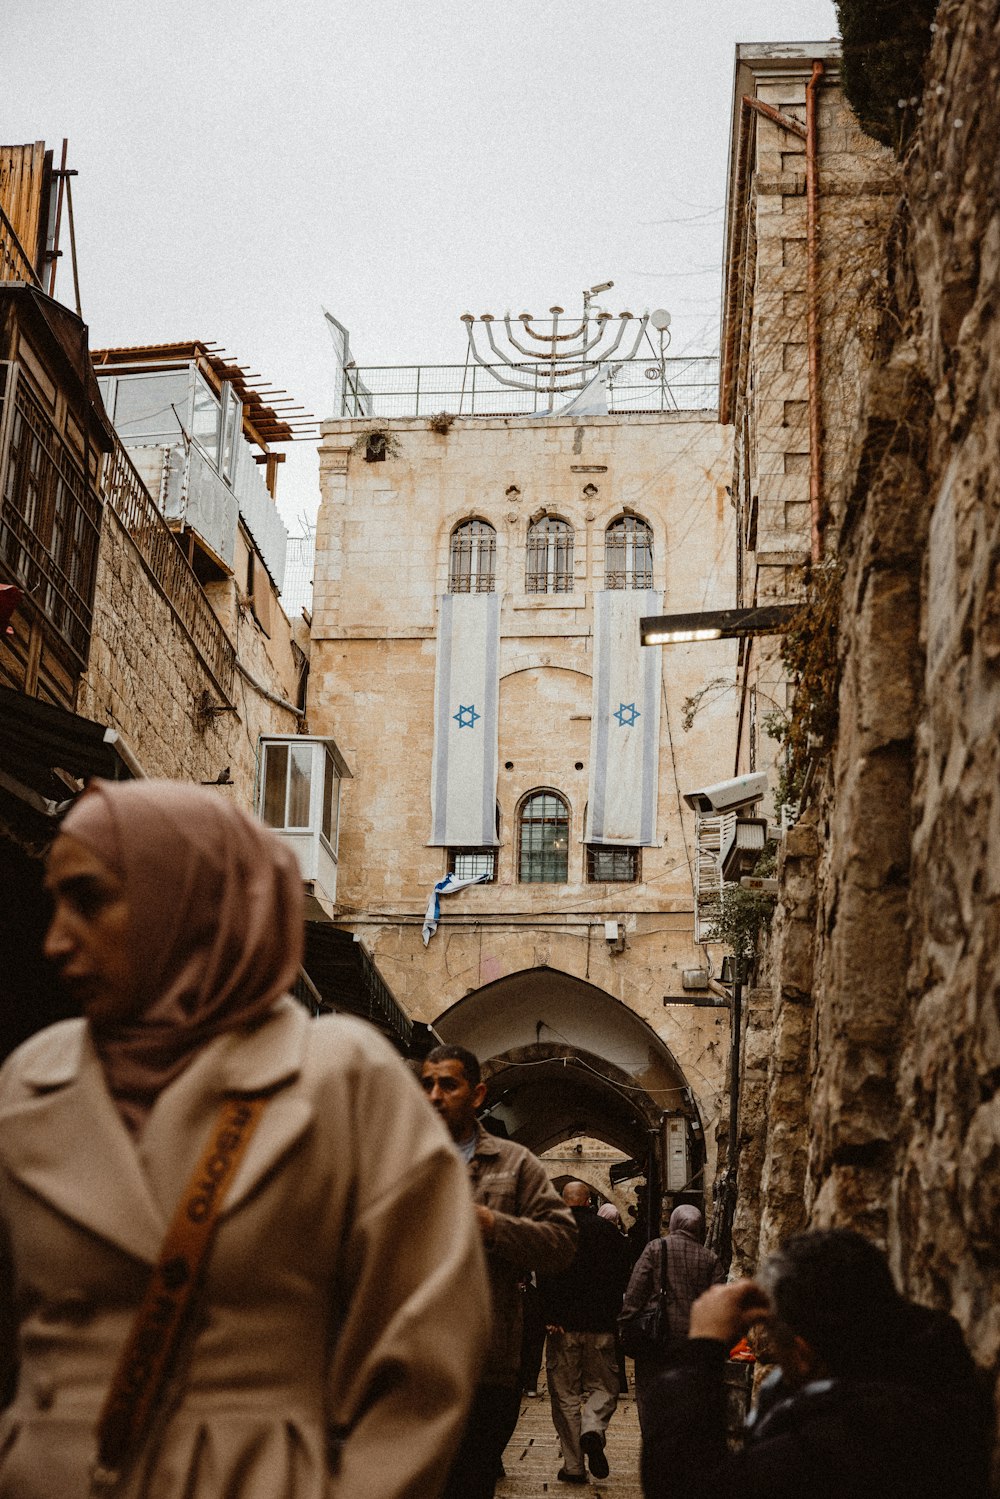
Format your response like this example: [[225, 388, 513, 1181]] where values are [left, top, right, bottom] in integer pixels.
[[420, 1059, 486, 1142], [43, 834, 136, 1025]]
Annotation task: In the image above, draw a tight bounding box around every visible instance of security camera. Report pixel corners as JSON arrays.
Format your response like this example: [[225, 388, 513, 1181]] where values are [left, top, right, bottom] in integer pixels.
[[682, 772, 767, 815]]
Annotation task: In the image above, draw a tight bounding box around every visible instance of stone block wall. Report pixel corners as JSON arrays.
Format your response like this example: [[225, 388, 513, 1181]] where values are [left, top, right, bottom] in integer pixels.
[[79, 506, 300, 803], [736, 5, 1000, 1467]]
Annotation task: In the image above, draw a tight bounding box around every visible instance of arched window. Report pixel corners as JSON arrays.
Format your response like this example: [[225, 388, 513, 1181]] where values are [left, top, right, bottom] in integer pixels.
[[449, 519, 496, 593], [605, 515, 653, 589], [526, 516, 574, 594], [519, 791, 570, 883]]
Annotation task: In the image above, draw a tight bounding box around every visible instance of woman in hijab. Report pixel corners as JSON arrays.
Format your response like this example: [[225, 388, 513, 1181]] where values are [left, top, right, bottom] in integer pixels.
[[0, 780, 489, 1499]]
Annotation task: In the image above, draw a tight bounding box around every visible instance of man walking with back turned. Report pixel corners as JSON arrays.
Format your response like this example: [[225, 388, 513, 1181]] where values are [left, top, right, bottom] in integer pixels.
[[540, 1181, 632, 1484], [421, 1045, 577, 1499]]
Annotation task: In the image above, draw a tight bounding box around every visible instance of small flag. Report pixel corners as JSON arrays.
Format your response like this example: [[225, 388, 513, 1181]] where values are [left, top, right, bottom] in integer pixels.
[[422, 871, 491, 946]]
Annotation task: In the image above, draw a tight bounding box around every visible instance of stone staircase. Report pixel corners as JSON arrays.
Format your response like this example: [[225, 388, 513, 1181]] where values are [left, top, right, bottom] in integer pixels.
[[496, 1372, 643, 1498]]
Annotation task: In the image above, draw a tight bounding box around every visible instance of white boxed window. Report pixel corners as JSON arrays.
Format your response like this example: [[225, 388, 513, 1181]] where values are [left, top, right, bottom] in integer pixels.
[[258, 736, 351, 918]]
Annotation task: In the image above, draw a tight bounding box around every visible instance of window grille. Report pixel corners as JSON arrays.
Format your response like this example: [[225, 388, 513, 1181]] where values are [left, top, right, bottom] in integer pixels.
[[0, 362, 101, 668], [526, 516, 574, 593], [693, 813, 736, 942], [519, 791, 570, 883], [586, 845, 640, 883], [449, 519, 496, 593], [448, 848, 496, 882], [605, 515, 653, 590]]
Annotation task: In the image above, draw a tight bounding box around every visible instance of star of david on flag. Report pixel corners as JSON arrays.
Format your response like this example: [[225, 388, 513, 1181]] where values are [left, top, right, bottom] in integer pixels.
[[613, 701, 641, 728], [453, 703, 480, 729]]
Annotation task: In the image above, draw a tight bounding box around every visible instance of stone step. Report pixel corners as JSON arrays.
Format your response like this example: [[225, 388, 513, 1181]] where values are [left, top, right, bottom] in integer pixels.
[[496, 1376, 643, 1498]]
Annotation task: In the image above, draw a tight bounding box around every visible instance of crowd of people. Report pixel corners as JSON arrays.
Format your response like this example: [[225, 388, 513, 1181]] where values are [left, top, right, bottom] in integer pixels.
[[0, 779, 992, 1497]]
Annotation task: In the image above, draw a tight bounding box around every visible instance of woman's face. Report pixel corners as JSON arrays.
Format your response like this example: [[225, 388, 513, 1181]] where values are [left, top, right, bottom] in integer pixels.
[[43, 833, 137, 1025]]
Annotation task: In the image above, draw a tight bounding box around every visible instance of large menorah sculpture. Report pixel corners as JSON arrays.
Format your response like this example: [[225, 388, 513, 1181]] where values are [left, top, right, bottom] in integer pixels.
[[460, 282, 671, 412]]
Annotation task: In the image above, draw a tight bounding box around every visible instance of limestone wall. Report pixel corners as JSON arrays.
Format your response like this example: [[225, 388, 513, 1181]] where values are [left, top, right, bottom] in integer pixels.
[[311, 412, 736, 1181], [737, 4, 1000, 1461], [78, 505, 301, 802]]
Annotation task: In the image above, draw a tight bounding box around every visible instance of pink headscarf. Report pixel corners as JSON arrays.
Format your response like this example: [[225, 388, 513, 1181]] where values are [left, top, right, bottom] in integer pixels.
[[61, 779, 304, 1133]]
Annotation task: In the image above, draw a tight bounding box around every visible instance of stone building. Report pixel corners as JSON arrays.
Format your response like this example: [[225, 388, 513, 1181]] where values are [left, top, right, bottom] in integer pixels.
[[720, 14, 1000, 1460], [0, 143, 369, 1054], [309, 336, 736, 1222]]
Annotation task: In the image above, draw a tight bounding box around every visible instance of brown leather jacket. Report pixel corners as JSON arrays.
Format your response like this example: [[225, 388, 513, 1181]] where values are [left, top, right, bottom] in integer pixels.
[[466, 1124, 576, 1386]]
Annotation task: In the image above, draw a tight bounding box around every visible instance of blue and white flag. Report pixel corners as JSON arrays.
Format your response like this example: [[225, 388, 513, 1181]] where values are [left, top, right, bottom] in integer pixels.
[[422, 870, 491, 946], [429, 592, 501, 846], [585, 589, 662, 845]]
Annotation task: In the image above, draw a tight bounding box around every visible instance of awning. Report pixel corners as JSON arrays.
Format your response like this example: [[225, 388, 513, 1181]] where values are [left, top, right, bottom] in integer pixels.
[[0, 684, 137, 827], [297, 923, 438, 1058]]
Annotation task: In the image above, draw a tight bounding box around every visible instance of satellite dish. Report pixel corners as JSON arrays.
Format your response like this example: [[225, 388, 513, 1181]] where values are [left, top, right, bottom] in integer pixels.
[[650, 309, 672, 331]]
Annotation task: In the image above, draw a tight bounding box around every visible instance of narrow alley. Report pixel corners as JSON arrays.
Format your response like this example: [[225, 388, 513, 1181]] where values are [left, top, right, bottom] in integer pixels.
[[497, 1375, 642, 1499]]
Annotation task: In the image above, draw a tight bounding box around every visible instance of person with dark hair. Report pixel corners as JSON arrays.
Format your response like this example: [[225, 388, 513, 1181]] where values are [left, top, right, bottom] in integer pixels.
[[640, 1227, 992, 1499], [620, 1204, 723, 1430], [421, 1045, 576, 1499], [539, 1181, 632, 1484], [0, 781, 490, 1499]]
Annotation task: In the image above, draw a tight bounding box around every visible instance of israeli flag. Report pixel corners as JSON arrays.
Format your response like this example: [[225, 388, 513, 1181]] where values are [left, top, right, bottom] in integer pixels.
[[585, 589, 662, 845], [422, 870, 491, 946], [429, 592, 501, 846]]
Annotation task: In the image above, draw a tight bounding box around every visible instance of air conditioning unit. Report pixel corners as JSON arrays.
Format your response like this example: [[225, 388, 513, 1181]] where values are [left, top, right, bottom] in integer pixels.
[[720, 817, 768, 883]]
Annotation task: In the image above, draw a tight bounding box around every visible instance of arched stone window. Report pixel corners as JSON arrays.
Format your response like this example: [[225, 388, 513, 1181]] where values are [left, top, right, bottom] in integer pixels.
[[525, 516, 574, 594], [449, 518, 496, 593], [605, 515, 653, 589], [519, 790, 570, 883]]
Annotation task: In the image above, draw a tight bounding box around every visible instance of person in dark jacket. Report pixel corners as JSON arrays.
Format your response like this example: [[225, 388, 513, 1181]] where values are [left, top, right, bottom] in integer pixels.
[[540, 1182, 632, 1484], [640, 1228, 992, 1499], [621, 1204, 724, 1430]]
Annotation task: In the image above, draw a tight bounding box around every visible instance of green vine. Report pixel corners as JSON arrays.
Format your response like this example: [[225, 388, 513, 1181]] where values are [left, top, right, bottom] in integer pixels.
[[775, 561, 843, 798], [706, 850, 777, 964]]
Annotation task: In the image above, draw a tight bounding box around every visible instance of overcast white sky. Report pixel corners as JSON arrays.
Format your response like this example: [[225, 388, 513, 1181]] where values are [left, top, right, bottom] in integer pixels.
[[7, 0, 836, 527]]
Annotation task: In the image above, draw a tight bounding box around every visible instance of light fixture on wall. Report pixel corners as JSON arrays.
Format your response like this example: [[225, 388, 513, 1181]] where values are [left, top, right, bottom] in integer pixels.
[[639, 604, 798, 646]]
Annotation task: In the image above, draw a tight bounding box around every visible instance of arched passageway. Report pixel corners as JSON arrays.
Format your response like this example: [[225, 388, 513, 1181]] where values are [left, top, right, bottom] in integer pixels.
[[435, 966, 705, 1228]]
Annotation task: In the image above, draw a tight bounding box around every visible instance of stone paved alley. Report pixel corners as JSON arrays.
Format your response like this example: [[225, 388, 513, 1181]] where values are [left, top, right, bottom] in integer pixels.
[[497, 1372, 642, 1499]]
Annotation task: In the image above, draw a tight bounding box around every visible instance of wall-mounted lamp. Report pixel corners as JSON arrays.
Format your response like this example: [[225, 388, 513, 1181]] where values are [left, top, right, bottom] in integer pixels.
[[639, 604, 798, 646]]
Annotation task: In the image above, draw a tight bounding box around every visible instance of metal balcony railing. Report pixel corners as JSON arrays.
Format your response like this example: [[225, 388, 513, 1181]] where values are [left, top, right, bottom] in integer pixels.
[[0, 361, 101, 668], [102, 441, 236, 698], [341, 355, 720, 419]]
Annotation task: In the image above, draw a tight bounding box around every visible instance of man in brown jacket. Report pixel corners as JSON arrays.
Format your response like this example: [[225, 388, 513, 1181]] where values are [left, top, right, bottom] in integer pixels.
[[421, 1045, 577, 1499]]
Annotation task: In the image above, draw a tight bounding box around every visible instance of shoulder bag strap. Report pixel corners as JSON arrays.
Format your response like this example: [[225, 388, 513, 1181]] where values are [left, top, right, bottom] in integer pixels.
[[659, 1236, 670, 1301], [90, 1094, 269, 1495]]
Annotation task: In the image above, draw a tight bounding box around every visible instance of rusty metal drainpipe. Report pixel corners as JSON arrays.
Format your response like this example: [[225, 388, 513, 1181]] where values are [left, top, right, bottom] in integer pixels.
[[806, 60, 825, 565]]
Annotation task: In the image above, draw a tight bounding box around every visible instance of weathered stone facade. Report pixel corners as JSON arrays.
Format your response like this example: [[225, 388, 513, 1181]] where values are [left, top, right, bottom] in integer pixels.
[[728, 13, 1000, 1464], [78, 503, 302, 806], [310, 411, 736, 1205]]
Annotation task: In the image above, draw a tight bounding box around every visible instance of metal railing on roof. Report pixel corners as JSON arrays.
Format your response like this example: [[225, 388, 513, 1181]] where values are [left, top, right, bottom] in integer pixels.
[[340, 355, 720, 419], [102, 441, 236, 699]]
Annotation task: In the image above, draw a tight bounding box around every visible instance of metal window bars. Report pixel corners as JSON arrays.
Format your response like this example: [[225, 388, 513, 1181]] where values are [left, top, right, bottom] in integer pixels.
[[525, 517, 574, 594], [519, 792, 570, 883], [0, 362, 101, 668], [694, 813, 737, 943], [586, 845, 640, 882], [605, 516, 654, 590], [448, 519, 496, 593]]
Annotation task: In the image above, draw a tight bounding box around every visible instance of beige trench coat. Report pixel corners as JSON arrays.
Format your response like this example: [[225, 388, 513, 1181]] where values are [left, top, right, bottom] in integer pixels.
[[0, 999, 490, 1499]]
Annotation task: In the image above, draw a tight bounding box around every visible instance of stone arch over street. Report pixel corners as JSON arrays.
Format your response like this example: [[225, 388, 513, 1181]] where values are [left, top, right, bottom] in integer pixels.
[[434, 966, 706, 1225]]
